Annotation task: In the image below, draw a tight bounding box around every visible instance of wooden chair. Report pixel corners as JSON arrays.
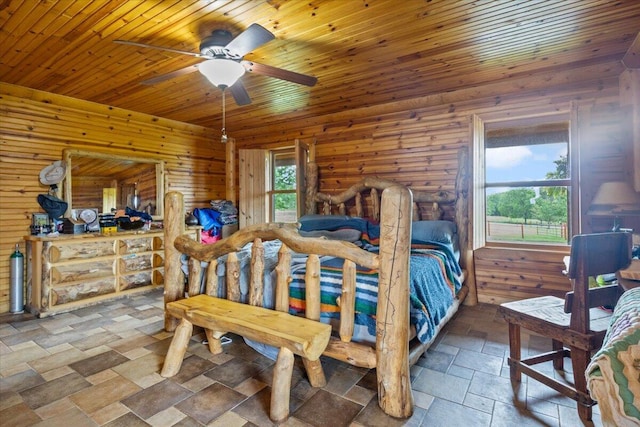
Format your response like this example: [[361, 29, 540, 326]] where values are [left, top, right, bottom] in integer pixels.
[[498, 232, 632, 422]]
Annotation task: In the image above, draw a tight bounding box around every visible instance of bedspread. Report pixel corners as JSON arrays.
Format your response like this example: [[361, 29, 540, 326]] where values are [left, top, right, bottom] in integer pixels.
[[586, 287, 640, 427], [289, 242, 463, 344]]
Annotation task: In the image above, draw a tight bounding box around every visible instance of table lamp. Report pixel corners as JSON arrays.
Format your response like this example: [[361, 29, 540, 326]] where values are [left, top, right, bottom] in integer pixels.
[[587, 181, 640, 231]]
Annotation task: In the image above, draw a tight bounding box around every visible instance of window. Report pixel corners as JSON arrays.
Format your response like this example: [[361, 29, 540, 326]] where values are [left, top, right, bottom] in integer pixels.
[[474, 116, 572, 246], [268, 148, 298, 222], [239, 140, 309, 227]]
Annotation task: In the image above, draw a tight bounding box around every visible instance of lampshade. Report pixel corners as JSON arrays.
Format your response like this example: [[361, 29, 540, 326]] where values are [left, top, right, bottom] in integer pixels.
[[198, 59, 245, 88], [587, 181, 640, 216]]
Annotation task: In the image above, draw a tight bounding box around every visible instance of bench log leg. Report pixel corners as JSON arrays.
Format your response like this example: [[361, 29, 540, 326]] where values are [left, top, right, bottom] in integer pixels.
[[302, 358, 326, 387], [271, 347, 295, 423], [161, 318, 193, 377], [204, 329, 226, 355]]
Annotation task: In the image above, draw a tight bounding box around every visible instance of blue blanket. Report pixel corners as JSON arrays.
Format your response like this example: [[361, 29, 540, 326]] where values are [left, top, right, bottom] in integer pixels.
[[288, 241, 462, 344]]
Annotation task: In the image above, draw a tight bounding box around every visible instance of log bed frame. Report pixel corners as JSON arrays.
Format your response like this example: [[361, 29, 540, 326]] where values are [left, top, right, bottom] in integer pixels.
[[162, 148, 474, 419]]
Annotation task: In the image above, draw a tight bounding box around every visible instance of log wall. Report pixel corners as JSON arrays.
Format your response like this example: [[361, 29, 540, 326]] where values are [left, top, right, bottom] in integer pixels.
[[231, 62, 637, 305], [0, 83, 226, 313], [1, 61, 637, 312]]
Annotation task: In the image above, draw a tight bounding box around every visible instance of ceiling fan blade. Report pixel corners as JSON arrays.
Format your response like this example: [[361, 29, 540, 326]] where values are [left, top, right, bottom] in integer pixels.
[[225, 23, 274, 58], [243, 61, 317, 86], [114, 39, 210, 58], [228, 81, 252, 106], [140, 64, 200, 85]]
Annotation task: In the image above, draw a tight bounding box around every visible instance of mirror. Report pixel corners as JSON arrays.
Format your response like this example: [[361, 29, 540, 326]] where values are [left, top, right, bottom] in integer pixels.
[[62, 149, 165, 219]]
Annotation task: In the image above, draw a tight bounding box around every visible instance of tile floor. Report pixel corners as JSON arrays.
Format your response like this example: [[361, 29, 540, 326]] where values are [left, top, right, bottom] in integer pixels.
[[0, 289, 603, 426]]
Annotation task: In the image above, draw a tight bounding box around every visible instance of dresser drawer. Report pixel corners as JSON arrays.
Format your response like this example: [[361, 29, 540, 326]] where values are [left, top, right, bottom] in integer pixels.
[[120, 237, 153, 254], [50, 259, 115, 285], [119, 253, 153, 273], [51, 278, 117, 306], [120, 271, 153, 290], [47, 240, 116, 262]]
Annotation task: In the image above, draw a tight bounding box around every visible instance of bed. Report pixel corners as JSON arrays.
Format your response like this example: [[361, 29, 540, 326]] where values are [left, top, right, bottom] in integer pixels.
[[586, 287, 640, 427], [162, 148, 474, 418]]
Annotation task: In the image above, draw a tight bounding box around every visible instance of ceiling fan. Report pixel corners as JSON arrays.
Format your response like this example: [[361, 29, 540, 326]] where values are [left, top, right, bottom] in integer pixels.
[[114, 23, 317, 106]]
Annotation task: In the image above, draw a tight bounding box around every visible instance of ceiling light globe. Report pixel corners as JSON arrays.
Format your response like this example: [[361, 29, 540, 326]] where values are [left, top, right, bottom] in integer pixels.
[[198, 59, 245, 88]]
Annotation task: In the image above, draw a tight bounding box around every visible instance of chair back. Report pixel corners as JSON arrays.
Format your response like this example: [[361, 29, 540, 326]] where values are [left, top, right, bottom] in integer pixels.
[[567, 232, 632, 279], [566, 232, 632, 332]]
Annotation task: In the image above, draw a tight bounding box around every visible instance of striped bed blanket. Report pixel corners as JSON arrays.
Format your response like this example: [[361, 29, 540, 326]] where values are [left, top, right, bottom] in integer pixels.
[[288, 242, 463, 344]]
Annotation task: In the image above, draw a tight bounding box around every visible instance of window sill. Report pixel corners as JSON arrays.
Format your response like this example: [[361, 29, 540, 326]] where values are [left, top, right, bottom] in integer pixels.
[[481, 241, 570, 254]]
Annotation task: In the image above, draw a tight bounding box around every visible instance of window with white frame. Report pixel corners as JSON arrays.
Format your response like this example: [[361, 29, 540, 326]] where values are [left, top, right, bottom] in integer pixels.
[[474, 116, 572, 246]]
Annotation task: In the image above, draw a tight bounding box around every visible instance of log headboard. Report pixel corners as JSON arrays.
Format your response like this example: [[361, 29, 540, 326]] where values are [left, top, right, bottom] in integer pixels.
[[304, 148, 474, 302]]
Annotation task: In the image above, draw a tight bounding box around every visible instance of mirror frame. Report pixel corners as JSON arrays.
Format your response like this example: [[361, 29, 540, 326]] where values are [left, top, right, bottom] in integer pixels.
[[62, 149, 165, 220]]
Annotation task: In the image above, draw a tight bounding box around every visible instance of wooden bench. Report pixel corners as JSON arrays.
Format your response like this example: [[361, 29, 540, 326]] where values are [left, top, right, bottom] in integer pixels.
[[161, 294, 332, 422]]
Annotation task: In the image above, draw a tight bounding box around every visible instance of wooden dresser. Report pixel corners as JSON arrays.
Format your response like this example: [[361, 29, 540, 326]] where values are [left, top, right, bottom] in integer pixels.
[[24, 230, 167, 317]]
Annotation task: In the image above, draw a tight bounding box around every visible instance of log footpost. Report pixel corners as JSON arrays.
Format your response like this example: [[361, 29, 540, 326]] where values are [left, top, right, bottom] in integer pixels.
[[376, 185, 414, 418]]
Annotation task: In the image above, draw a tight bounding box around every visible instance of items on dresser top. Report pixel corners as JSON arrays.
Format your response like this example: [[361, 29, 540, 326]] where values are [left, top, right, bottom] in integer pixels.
[[62, 218, 86, 234]]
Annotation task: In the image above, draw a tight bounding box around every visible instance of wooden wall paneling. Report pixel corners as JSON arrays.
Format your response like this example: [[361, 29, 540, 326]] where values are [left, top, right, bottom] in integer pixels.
[[621, 33, 640, 191], [232, 71, 623, 305], [72, 176, 112, 210], [577, 102, 638, 233], [619, 69, 640, 191], [473, 247, 569, 305], [140, 167, 159, 212], [0, 83, 225, 313]]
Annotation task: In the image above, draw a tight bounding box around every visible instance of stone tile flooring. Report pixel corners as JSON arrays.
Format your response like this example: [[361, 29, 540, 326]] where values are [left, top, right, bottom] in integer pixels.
[[0, 289, 603, 426]]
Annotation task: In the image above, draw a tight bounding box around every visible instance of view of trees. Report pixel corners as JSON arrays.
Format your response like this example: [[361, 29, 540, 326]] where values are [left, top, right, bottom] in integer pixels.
[[487, 154, 568, 227], [487, 188, 536, 223], [274, 164, 297, 211]]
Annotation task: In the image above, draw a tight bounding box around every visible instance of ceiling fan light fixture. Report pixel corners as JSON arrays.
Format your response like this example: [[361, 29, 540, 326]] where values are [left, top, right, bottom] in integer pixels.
[[199, 59, 245, 88]]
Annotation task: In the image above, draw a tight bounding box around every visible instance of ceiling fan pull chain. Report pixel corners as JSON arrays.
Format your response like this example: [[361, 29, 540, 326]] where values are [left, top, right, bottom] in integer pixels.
[[221, 89, 228, 143]]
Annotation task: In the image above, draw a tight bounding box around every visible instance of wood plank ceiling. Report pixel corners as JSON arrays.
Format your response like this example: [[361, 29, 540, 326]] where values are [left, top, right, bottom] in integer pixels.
[[1, 0, 639, 134]]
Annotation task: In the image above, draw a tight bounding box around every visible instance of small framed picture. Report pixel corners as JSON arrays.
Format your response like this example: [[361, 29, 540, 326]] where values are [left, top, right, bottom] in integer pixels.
[[32, 213, 49, 227]]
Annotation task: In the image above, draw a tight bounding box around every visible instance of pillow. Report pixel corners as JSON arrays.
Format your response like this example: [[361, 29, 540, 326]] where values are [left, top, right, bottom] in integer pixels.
[[298, 214, 368, 233], [411, 220, 457, 245], [298, 229, 362, 242]]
